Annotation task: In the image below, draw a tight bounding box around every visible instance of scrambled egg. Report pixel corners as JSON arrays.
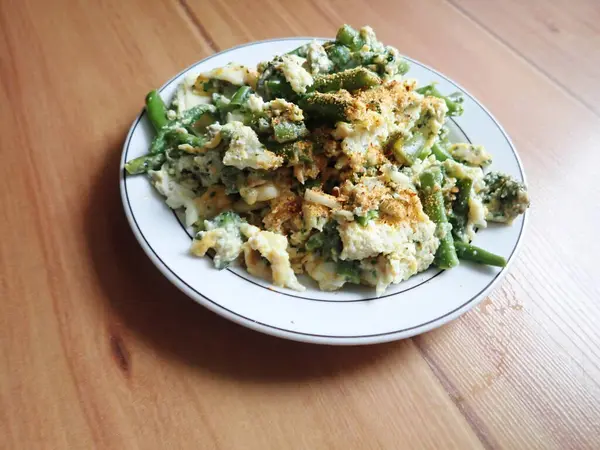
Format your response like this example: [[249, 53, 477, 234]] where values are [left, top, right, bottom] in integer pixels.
[[220, 122, 284, 170], [196, 63, 258, 88], [274, 55, 314, 94], [191, 215, 244, 269], [241, 224, 305, 291]]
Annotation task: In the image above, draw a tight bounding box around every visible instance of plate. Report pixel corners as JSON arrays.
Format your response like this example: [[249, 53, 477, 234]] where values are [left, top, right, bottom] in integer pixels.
[[120, 38, 528, 345]]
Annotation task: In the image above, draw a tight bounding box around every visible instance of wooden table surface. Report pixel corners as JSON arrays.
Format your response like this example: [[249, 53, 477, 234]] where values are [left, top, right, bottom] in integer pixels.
[[2, 0, 599, 448]]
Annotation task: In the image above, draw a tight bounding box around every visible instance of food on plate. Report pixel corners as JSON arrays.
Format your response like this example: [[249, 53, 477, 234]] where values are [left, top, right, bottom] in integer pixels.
[[125, 25, 530, 294]]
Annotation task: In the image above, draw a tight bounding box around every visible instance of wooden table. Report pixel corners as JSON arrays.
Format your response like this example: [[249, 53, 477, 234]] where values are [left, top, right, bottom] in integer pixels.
[[2, 0, 599, 448]]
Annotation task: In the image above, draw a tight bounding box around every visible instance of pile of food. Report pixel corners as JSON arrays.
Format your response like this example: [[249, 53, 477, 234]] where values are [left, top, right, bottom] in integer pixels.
[[125, 25, 530, 295]]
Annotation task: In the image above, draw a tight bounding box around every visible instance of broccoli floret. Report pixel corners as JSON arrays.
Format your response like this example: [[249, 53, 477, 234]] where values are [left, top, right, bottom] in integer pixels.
[[219, 166, 244, 194], [306, 221, 343, 261], [192, 211, 246, 270], [336, 260, 361, 284], [209, 211, 244, 229], [481, 172, 530, 223]]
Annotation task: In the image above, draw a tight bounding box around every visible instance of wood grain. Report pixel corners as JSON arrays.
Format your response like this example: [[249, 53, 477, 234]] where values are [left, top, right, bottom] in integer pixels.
[[1, 0, 599, 448], [450, 0, 600, 116]]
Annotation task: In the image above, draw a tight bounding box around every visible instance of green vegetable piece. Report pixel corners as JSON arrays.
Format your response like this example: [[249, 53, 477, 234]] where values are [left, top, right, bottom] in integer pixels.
[[449, 178, 473, 242], [391, 133, 427, 166], [419, 168, 459, 269], [273, 121, 309, 143], [416, 84, 464, 116], [145, 90, 168, 132], [220, 166, 244, 194], [125, 153, 166, 175], [298, 92, 353, 122], [264, 78, 296, 101], [311, 67, 381, 93], [211, 210, 242, 228], [180, 104, 217, 125], [397, 59, 410, 76], [164, 129, 207, 151], [337, 260, 361, 284], [481, 172, 530, 223], [269, 140, 313, 164], [180, 104, 218, 135], [150, 128, 168, 154], [287, 44, 307, 57], [355, 210, 379, 226], [213, 93, 232, 113], [320, 221, 343, 262], [431, 143, 453, 162], [336, 25, 364, 51], [326, 44, 352, 70], [454, 241, 506, 267], [230, 86, 252, 106], [306, 232, 325, 251]]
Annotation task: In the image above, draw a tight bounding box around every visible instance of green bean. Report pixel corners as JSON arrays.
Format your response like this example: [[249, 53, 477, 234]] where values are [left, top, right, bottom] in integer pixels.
[[310, 67, 381, 93], [273, 121, 308, 143], [264, 77, 295, 100], [431, 142, 453, 162], [355, 210, 379, 226], [230, 86, 252, 105], [450, 178, 473, 242], [336, 25, 364, 51], [145, 90, 168, 132], [454, 241, 506, 267], [419, 168, 459, 269], [391, 133, 426, 166], [165, 130, 207, 150], [149, 128, 168, 154], [298, 92, 353, 122], [416, 84, 464, 116], [125, 153, 166, 175], [180, 104, 217, 126]]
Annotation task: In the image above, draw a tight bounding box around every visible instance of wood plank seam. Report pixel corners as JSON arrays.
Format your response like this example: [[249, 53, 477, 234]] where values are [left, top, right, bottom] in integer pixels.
[[178, 0, 220, 52], [412, 338, 496, 450], [444, 0, 600, 120]]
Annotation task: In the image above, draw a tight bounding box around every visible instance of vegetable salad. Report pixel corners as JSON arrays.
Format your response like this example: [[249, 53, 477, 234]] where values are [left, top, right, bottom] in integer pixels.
[[125, 25, 530, 295]]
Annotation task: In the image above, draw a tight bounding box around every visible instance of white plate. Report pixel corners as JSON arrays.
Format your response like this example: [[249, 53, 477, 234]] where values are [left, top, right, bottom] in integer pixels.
[[120, 38, 528, 345]]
